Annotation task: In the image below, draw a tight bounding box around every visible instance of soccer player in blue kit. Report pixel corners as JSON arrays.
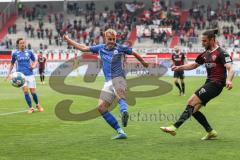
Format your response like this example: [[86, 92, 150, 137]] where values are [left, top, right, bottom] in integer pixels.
[[5, 38, 44, 114], [63, 29, 148, 139]]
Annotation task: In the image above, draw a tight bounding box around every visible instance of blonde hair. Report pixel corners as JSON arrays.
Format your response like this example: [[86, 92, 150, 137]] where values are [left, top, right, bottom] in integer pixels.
[[104, 29, 117, 37]]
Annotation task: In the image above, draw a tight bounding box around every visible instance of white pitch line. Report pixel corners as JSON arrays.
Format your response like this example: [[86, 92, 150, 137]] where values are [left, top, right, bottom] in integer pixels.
[[0, 110, 29, 116]]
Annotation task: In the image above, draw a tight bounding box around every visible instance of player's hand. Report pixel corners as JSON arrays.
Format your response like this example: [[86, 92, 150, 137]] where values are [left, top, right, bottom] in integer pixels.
[[225, 80, 233, 90], [142, 62, 149, 68], [63, 34, 69, 41], [30, 64, 35, 69], [171, 65, 180, 71]]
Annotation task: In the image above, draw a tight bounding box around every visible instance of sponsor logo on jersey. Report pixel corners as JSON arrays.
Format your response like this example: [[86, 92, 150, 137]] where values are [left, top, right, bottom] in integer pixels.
[[205, 63, 217, 68], [212, 55, 217, 61], [199, 88, 206, 95]]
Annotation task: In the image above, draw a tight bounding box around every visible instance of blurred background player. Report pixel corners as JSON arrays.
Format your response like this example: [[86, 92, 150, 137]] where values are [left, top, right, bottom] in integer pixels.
[[5, 38, 44, 114], [160, 29, 235, 140], [38, 51, 47, 84], [171, 46, 187, 96], [63, 29, 148, 139]]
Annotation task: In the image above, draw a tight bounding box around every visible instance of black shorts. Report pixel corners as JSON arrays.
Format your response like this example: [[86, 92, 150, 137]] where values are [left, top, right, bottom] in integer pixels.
[[194, 81, 224, 106], [39, 68, 45, 74], [174, 71, 184, 79]]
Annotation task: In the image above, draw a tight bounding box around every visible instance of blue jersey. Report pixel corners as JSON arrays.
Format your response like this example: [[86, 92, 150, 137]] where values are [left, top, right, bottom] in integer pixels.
[[11, 49, 36, 76], [90, 44, 133, 81]]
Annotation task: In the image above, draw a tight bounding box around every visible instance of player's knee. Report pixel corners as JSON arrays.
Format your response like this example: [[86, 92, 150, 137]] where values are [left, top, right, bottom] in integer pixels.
[[24, 91, 29, 95], [116, 89, 125, 99], [187, 95, 200, 106], [30, 89, 36, 94], [98, 104, 107, 114]]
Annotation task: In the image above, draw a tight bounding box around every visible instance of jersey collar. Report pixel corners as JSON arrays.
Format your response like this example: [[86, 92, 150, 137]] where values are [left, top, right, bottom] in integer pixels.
[[210, 45, 219, 53], [104, 43, 117, 51]]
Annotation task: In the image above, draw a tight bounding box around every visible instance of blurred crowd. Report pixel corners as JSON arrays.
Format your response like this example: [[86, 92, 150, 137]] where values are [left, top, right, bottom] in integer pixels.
[[0, 0, 239, 50]]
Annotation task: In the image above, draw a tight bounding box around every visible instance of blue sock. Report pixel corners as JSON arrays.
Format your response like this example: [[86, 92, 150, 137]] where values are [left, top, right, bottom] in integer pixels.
[[31, 93, 39, 105], [118, 98, 128, 114], [24, 94, 32, 108], [102, 112, 121, 131]]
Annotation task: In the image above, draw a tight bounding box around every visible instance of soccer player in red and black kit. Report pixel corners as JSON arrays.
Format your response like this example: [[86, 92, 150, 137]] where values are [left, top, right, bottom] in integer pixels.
[[160, 29, 235, 140], [38, 52, 47, 84], [172, 46, 187, 96]]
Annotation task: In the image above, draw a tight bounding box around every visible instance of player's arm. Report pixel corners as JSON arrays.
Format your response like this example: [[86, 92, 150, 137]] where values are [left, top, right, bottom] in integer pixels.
[[30, 51, 37, 69], [220, 50, 234, 90], [172, 62, 199, 71], [31, 61, 38, 69], [225, 62, 235, 90], [184, 53, 188, 64], [63, 34, 90, 52], [173, 52, 203, 71], [171, 54, 175, 67], [132, 51, 149, 68], [5, 53, 16, 81], [5, 63, 14, 81], [45, 58, 47, 68]]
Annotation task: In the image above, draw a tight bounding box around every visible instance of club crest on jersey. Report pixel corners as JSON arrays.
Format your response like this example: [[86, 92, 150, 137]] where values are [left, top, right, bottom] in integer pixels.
[[113, 50, 119, 55], [25, 52, 29, 57], [212, 55, 217, 61]]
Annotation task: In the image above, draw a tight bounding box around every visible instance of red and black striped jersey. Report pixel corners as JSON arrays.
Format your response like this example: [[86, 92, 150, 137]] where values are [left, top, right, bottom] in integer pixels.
[[172, 52, 185, 66], [38, 57, 46, 69], [195, 47, 232, 86]]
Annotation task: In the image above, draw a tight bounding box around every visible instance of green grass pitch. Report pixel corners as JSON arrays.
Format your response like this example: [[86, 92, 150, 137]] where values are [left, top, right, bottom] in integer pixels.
[[0, 77, 240, 160]]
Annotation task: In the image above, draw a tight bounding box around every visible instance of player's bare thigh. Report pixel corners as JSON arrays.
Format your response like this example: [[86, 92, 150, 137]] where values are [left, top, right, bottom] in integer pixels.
[[187, 94, 202, 112], [22, 86, 29, 94], [98, 99, 110, 114]]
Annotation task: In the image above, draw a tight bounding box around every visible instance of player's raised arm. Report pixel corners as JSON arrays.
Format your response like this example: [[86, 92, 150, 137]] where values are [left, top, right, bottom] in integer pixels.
[[172, 62, 199, 71], [132, 51, 149, 68], [63, 34, 90, 52]]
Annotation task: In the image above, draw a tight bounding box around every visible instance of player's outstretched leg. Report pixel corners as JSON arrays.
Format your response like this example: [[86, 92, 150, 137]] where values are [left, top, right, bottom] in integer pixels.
[[98, 101, 127, 140], [160, 104, 194, 136], [160, 94, 201, 136], [118, 98, 129, 127]]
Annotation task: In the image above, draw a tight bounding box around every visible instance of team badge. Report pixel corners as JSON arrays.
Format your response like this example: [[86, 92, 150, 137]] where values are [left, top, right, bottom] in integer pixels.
[[212, 55, 217, 61], [113, 50, 118, 55]]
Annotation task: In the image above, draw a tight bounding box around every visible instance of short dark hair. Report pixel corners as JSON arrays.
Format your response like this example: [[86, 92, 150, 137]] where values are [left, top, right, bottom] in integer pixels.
[[16, 38, 23, 45], [202, 28, 219, 39]]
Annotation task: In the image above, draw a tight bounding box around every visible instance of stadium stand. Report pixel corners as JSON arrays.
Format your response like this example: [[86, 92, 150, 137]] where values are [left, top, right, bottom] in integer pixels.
[[0, 0, 239, 61]]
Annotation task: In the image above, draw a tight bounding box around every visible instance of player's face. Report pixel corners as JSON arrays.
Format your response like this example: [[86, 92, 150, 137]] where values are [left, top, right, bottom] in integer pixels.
[[18, 40, 25, 51], [175, 49, 180, 54], [202, 35, 215, 50], [105, 33, 116, 50], [201, 35, 210, 50]]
